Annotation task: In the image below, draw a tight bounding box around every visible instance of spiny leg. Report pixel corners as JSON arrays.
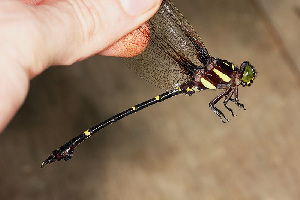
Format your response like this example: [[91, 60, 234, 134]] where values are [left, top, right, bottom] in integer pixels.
[[223, 86, 246, 117], [233, 86, 246, 110], [223, 89, 235, 117], [223, 86, 246, 116], [209, 88, 231, 123], [209, 104, 228, 123], [229, 98, 246, 110]]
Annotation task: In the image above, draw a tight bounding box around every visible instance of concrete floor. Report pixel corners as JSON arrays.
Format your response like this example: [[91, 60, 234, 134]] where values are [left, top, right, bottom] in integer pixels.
[[1, 0, 300, 199]]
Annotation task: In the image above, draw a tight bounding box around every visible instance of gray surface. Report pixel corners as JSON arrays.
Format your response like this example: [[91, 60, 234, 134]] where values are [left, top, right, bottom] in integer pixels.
[[1, 0, 300, 199]]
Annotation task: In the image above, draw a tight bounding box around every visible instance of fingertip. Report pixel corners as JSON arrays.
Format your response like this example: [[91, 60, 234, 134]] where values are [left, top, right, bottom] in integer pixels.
[[99, 0, 161, 58], [100, 22, 150, 57]]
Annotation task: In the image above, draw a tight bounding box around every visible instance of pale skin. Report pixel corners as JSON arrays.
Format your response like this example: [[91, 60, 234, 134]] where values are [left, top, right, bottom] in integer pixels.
[[0, 0, 162, 132]]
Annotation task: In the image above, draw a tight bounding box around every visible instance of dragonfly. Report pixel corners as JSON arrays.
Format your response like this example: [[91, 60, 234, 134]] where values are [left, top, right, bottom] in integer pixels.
[[41, 0, 256, 168]]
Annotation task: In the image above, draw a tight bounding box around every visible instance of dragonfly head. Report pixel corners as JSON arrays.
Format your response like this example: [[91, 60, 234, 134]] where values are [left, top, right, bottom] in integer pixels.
[[239, 61, 256, 87]]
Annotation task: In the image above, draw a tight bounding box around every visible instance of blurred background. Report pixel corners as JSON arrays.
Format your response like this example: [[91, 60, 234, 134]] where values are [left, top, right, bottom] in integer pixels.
[[1, 0, 300, 199]]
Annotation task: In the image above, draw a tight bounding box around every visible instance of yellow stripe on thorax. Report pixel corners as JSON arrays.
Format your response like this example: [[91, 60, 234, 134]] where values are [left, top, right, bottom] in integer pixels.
[[200, 78, 216, 89], [223, 62, 235, 70], [213, 68, 231, 82]]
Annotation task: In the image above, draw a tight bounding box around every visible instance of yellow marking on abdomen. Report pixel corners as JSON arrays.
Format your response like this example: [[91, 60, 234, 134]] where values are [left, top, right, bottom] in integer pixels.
[[187, 87, 200, 92], [201, 78, 216, 89], [155, 96, 160, 100], [186, 87, 194, 92], [84, 130, 91, 136], [132, 106, 136, 110], [175, 86, 182, 91], [213, 68, 231, 82]]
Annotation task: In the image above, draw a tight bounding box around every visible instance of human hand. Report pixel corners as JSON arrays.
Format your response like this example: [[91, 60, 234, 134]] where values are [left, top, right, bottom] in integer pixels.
[[0, 0, 162, 132]]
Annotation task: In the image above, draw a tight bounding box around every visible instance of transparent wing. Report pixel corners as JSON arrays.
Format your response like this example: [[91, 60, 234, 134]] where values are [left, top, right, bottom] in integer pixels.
[[125, 0, 210, 90]]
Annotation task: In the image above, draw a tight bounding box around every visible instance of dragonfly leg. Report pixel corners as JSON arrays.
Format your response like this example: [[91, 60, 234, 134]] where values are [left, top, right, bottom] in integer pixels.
[[233, 86, 246, 110], [209, 88, 232, 123], [233, 98, 246, 110], [223, 89, 235, 117], [209, 103, 229, 123]]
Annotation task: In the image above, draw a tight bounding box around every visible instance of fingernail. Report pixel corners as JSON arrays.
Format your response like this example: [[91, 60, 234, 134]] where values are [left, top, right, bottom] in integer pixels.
[[119, 0, 159, 16]]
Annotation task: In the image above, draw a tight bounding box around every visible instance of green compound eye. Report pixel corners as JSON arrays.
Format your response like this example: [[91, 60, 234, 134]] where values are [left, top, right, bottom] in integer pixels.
[[240, 61, 256, 86]]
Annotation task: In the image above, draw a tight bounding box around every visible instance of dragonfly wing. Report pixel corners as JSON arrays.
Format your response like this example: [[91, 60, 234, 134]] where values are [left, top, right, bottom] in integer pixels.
[[125, 0, 210, 90]]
